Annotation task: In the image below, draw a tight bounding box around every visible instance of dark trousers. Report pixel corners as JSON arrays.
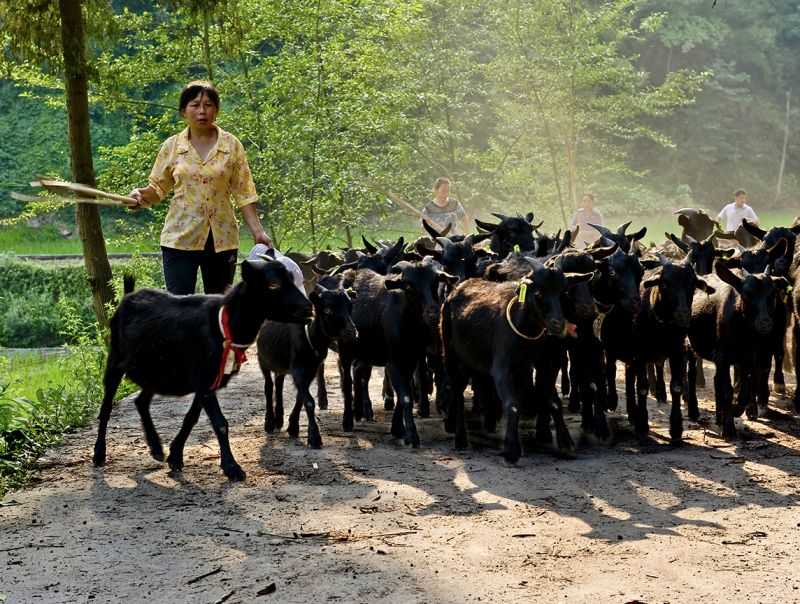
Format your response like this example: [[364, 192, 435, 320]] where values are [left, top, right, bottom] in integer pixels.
[[161, 232, 237, 295]]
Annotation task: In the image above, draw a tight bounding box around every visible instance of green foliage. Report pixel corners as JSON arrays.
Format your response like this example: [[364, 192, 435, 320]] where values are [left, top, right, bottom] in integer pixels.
[[0, 255, 163, 348], [0, 299, 137, 497], [2, 0, 799, 248]]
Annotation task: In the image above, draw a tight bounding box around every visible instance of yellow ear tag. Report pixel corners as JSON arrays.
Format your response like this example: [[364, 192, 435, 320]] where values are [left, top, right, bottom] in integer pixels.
[[519, 283, 527, 303], [513, 245, 520, 253]]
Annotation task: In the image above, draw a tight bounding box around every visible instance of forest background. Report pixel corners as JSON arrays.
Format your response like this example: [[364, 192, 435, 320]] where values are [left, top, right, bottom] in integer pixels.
[[2, 0, 799, 251]]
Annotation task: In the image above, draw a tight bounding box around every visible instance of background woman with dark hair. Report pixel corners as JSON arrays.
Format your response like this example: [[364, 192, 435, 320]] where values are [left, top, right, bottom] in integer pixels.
[[420, 177, 469, 235], [128, 80, 272, 295]]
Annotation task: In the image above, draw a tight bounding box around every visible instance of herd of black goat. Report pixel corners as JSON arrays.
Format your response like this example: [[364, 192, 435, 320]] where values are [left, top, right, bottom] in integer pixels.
[[92, 210, 800, 480]]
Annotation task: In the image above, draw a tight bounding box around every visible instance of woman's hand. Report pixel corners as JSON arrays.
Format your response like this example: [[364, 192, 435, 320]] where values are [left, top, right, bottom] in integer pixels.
[[254, 231, 273, 248], [127, 189, 143, 210]]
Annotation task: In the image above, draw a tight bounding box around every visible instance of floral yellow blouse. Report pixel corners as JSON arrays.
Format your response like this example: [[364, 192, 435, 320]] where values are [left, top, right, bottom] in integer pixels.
[[147, 126, 258, 251]]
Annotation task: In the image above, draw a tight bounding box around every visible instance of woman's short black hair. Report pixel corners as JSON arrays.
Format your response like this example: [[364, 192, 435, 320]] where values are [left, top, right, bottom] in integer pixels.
[[179, 80, 220, 113]]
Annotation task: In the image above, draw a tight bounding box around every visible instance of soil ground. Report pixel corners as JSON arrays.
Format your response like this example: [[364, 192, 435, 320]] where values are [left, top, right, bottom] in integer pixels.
[[1, 355, 799, 604]]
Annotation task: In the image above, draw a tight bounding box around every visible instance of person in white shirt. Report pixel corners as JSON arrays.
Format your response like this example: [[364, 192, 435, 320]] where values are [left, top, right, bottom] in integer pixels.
[[717, 189, 759, 231]]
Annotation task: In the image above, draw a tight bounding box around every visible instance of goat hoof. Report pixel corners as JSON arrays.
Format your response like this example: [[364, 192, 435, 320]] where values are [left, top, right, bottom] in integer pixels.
[[92, 445, 106, 467], [384, 398, 395, 411], [151, 448, 164, 462], [405, 431, 420, 448], [287, 424, 300, 438], [418, 405, 430, 419], [454, 435, 468, 450], [318, 398, 328, 410], [264, 418, 276, 433], [595, 422, 610, 441], [225, 464, 246, 482], [166, 454, 183, 471], [745, 406, 758, 421], [688, 409, 700, 422], [774, 382, 786, 394], [501, 448, 521, 464], [342, 417, 354, 432], [391, 423, 404, 440], [308, 436, 322, 449]]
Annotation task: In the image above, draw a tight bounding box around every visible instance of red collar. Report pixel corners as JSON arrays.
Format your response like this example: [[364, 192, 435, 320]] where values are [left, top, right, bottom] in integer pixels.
[[210, 305, 252, 391]]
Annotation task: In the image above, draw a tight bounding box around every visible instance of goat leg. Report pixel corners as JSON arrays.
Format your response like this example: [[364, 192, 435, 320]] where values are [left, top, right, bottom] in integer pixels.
[[264, 371, 277, 433], [201, 393, 246, 481], [134, 389, 163, 461], [668, 352, 685, 443], [316, 364, 328, 410], [274, 374, 286, 430], [167, 395, 204, 472], [93, 364, 125, 467]]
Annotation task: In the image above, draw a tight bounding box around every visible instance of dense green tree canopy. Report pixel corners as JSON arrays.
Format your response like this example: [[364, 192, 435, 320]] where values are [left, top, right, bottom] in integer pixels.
[[2, 0, 798, 245]]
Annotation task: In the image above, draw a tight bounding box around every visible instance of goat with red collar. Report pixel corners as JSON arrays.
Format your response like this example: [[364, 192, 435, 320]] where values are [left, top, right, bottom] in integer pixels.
[[93, 258, 312, 481]]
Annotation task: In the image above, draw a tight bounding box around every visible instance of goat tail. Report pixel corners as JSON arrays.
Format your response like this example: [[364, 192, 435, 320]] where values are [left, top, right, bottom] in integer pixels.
[[123, 274, 136, 295]]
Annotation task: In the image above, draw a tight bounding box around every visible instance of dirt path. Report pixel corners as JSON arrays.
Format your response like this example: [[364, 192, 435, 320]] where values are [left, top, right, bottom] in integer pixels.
[[2, 355, 799, 603]]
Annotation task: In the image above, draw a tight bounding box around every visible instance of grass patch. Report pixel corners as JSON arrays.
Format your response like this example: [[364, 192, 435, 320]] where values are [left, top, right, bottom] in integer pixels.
[[0, 317, 138, 498]]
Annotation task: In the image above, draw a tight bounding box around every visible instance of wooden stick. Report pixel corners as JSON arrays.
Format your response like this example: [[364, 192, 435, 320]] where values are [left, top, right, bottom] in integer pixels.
[[31, 176, 135, 204], [11, 191, 129, 207]]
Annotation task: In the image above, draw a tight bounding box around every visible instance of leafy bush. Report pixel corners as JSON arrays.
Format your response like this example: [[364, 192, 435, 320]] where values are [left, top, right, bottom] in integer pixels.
[[0, 298, 139, 496], [0, 254, 164, 348]]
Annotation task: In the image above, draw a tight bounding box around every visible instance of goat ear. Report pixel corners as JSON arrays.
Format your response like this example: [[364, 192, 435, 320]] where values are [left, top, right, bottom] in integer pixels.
[[564, 271, 594, 286], [640, 258, 662, 270], [717, 255, 741, 269], [715, 262, 743, 292], [384, 277, 406, 291], [695, 278, 715, 295], [309, 289, 322, 304], [437, 270, 459, 286], [630, 226, 648, 241], [241, 259, 256, 282], [790, 223, 800, 235], [525, 212, 534, 223]]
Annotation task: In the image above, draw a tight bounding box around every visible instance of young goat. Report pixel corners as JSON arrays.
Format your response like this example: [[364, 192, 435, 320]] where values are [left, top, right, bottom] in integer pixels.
[[93, 259, 312, 481], [257, 282, 357, 448]]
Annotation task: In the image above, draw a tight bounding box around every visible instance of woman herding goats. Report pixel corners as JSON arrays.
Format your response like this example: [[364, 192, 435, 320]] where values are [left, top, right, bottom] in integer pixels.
[[128, 80, 272, 295]]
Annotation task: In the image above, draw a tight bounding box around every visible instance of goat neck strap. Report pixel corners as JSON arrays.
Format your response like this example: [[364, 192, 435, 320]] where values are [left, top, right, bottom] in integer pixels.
[[505, 298, 545, 341], [210, 305, 251, 391], [649, 288, 667, 324]]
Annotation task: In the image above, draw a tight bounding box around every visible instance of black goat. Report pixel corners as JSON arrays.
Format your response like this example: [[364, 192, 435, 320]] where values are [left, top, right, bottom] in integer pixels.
[[257, 282, 357, 448], [338, 259, 457, 445], [93, 259, 313, 481], [474, 211, 539, 258], [440, 260, 588, 462], [622, 257, 714, 441], [594, 248, 646, 415], [554, 246, 616, 438], [686, 264, 785, 439], [674, 208, 718, 242]]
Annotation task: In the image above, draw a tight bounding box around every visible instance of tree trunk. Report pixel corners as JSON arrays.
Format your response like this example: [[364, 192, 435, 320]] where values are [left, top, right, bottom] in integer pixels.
[[774, 89, 791, 205], [60, 0, 114, 330]]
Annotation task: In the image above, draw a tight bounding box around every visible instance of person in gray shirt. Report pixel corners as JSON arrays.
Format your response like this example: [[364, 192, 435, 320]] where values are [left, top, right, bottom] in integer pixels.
[[420, 177, 469, 235], [570, 191, 604, 248]]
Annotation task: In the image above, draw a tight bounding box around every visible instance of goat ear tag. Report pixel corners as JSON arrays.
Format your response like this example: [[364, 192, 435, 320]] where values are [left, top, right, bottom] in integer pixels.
[[513, 245, 520, 253], [518, 283, 527, 303]]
